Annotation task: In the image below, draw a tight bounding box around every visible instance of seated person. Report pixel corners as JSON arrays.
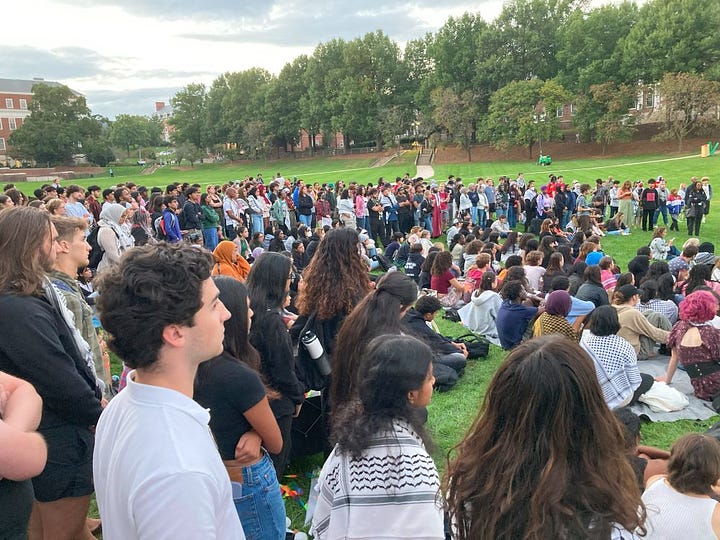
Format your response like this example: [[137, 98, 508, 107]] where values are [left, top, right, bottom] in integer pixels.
[[642, 434, 720, 538], [614, 407, 669, 490], [384, 231, 404, 261], [490, 215, 510, 238], [458, 271, 502, 346], [430, 251, 465, 298], [404, 243, 425, 284], [523, 250, 546, 292], [532, 290, 578, 342], [613, 284, 671, 360], [550, 275, 594, 332], [496, 280, 541, 350], [581, 306, 653, 408], [403, 295, 468, 375]]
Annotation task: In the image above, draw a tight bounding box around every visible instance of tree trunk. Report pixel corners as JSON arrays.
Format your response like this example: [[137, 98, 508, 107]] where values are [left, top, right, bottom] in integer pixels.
[[466, 144, 472, 162], [528, 143, 534, 159]]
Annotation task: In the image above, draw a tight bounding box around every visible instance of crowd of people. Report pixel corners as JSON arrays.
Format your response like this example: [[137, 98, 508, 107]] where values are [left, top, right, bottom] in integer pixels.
[[0, 169, 719, 540]]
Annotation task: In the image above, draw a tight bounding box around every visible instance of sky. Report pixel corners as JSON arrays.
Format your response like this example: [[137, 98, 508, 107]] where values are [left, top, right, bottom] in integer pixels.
[[1, 0, 628, 120]]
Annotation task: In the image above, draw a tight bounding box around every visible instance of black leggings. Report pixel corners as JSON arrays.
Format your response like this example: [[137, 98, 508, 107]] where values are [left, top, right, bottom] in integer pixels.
[[630, 373, 655, 405]]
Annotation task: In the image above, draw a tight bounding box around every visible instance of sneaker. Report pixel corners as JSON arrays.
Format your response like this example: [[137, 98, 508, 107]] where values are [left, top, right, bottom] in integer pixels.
[[622, 232, 631, 236]]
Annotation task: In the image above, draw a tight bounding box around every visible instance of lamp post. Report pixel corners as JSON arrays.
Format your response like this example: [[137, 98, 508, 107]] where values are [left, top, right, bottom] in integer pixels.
[[532, 111, 547, 156]]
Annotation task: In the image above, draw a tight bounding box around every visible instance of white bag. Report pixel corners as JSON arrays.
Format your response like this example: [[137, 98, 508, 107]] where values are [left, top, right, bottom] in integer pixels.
[[638, 382, 690, 412]]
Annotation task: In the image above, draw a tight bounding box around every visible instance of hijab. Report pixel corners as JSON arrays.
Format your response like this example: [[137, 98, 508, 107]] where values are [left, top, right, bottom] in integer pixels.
[[99, 203, 134, 251], [212, 240, 250, 281], [545, 290, 572, 317]]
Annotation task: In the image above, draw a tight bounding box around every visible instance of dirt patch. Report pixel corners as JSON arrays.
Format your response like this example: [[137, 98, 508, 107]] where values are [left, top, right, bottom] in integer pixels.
[[433, 137, 713, 164]]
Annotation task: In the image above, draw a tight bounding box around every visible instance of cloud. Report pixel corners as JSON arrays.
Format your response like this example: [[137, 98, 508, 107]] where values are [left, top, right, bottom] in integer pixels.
[[0, 46, 114, 80], [54, 0, 272, 19], [85, 86, 184, 119]]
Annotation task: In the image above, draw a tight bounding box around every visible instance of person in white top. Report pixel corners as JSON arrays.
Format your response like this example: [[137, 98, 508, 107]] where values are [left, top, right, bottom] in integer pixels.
[[93, 243, 245, 540], [642, 433, 720, 539]]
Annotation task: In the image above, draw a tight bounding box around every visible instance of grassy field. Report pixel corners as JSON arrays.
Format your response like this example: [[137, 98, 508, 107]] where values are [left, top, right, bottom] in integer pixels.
[[89, 150, 720, 534]]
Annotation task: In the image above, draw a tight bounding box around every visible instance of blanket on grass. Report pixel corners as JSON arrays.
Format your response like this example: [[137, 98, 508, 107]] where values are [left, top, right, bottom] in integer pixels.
[[629, 356, 717, 422]]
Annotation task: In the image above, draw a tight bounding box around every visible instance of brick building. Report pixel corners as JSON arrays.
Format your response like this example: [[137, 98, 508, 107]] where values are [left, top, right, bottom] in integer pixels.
[[0, 77, 73, 164]]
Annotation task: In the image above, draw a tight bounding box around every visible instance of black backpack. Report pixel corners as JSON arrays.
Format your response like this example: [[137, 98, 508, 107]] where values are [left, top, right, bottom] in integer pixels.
[[453, 331, 491, 359], [87, 226, 104, 270]]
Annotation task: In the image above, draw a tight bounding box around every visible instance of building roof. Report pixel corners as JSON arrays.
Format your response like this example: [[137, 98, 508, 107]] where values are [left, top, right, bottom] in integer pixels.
[[0, 77, 81, 96]]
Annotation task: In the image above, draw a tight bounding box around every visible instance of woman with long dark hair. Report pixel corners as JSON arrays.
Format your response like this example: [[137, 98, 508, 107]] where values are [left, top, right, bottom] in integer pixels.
[[444, 335, 646, 540], [194, 278, 285, 539], [247, 252, 304, 477], [331, 272, 418, 417], [312, 335, 443, 540]]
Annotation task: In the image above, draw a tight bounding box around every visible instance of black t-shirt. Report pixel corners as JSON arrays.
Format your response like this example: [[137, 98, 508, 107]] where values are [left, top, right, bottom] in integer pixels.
[[194, 353, 266, 460]]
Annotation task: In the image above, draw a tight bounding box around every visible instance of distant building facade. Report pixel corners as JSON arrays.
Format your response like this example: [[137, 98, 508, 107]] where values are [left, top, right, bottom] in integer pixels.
[[154, 101, 174, 143]]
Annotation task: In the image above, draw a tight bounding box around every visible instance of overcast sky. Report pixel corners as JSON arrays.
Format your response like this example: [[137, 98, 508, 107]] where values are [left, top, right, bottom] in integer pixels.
[[1, 0, 628, 119]]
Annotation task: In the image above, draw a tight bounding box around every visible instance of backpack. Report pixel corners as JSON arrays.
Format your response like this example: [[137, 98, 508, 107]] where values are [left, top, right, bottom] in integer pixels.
[[154, 216, 168, 240], [87, 225, 118, 270], [453, 331, 491, 359]]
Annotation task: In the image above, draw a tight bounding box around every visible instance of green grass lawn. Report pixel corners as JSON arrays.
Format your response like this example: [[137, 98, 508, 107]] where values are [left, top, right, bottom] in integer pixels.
[[92, 150, 720, 534]]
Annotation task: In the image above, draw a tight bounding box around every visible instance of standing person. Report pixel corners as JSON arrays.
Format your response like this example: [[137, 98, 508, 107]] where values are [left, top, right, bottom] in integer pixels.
[[609, 179, 621, 218], [654, 177, 670, 226], [576, 184, 593, 233], [97, 203, 135, 271], [640, 179, 659, 231], [161, 196, 183, 244], [200, 193, 222, 252], [0, 372, 47, 540], [93, 243, 245, 539], [247, 253, 305, 478], [181, 187, 203, 237], [667, 188, 684, 232], [223, 187, 244, 241], [617, 181, 635, 228], [444, 335, 646, 540], [311, 335, 444, 540], [380, 185, 400, 241], [296, 185, 314, 227], [0, 207, 103, 540], [194, 278, 285, 539], [686, 178, 708, 237], [50, 216, 112, 398], [484, 179, 496, 221]]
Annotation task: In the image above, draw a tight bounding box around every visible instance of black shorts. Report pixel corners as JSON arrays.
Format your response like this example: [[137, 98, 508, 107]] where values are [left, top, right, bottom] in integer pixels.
[[32, 425, 94, 502]]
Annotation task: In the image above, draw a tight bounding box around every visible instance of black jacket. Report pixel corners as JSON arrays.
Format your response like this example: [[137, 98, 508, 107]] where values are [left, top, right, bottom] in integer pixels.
[[403, 309, 457, 355]]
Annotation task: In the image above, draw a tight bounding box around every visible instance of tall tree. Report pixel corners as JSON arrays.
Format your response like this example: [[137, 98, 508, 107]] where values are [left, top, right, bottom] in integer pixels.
[[481, 79, 568, 158], [617, 0, 720, 84], [556, 2, 638, 91], [477, 0, 579, 92], [266, 56, 308, 153], [655, 72, 720, 151], [9, 84, 98, 165], [221, 68, 272, 144], [431, 88, 478, 161], [573, 82, 637, 153], [204, 75, 232, 147], [110, 114, 161, 157], [169, 83, 207, 148]]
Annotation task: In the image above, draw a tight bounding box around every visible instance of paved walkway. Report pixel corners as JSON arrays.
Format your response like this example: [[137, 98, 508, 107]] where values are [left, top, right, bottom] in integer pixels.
[[416, 164, 435, 179]]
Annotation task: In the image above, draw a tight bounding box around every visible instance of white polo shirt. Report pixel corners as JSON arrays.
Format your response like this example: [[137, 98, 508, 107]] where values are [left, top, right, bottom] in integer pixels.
[[94, 372, 245, 540]]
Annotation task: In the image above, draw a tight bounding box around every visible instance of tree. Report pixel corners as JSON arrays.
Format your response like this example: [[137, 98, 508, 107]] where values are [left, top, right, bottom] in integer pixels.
[[655, 72, 720, 151], [220, 68, 272, 144], [84, 139, 115, 167], [240, 120, 271, 159], [265, 56, 308, 154], [110, 114, 150, 157], [556, 2, 638, 91], [477, 0, 580, 93], [8, 84, 96, 165], [174, 142, 205, 167], [573, 82, 637, 153], [481, 79, 568, 158], [431, 88, 478, 161], [617, 0, 720, 84], [169, 83, 207, 148]]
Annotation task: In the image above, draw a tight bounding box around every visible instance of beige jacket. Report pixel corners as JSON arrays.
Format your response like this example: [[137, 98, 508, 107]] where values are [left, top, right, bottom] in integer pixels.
[[614, 304, 670, 356]]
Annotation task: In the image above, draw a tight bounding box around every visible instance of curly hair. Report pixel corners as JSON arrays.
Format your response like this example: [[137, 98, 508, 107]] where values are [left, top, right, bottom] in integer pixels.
[[443, 335, 646, 540], [295, 227, 371, 320], [679, 290, 718, 323], [96, 243, 213, 369]]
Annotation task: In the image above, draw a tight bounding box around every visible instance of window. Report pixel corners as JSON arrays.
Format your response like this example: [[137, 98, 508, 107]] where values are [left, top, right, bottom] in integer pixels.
[[570, 104, 576, 116], [8, 118, 16, 130], [19, 99, 27, 110], [5, 98, 13, 108], [0, 118, 3, 130], [645, 90, 654, 108], [556, 106, 563, 118], [0, 138, 5, 151]]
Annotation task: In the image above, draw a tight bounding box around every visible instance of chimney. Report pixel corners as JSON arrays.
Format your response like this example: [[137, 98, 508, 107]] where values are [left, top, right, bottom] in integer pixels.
[[155, 101, 165, 112]]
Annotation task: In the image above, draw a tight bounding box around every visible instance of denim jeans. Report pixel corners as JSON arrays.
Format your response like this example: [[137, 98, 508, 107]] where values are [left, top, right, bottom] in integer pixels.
[[469, 206, 478, 225], [507, 205, 517, 228], [298, 214, 312, 227], [202, 227, 219, 251], [477, 209, 486, 228], [423, 215, 432, 232], [654, 204, 669, 226], [233, 452, 286, 540], [251, 213, 264, 235]]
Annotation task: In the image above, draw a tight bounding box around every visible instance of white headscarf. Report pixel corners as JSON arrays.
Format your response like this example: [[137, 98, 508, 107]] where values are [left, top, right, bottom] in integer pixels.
[[99, 203, 134, 251]]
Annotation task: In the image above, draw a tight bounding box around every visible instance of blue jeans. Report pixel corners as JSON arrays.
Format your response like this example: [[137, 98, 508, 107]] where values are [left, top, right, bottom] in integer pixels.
[[423, 215, 432, 232], [654, 204, 669, 226], [203, 227, 219, 251], [233, 453, 286, 540], [251, 214, 264, 235], [477, 209, 486, 228], [496, 207, 507, 219], [507, 205, 517, 228], [469, 206, 478, 225], [298, 214, 312, 227]]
